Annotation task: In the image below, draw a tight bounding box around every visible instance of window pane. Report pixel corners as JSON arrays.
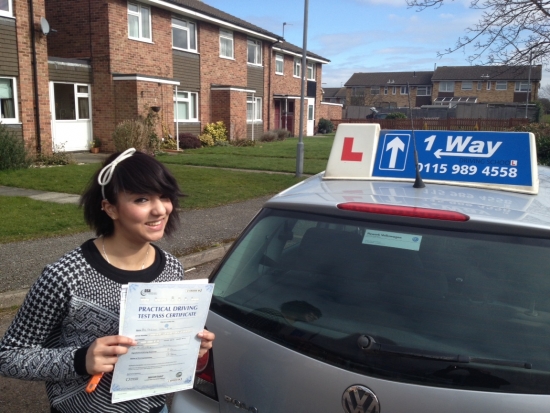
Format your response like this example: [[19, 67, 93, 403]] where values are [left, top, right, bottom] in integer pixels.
[[128, 14, 139, 38], [221, 37, 233, 57], [54, 83, 76, 120], [191, 93, 197, 118], [177, 91, 188, 100], [247, 102, 253, 120], [0, 0, 9, 12], [77, 86, 88, 94], [173, 27, 188, 49], [248, 43, 256, 64], [128, 3, 138, 12], [189, 23, 196, 50], [0, 78, 14, 119], [256, 99, 261, 120], [78, 97, 90, 119], [175, 101, 188, 119], [308, 104, 313, 120], [140, 7, 150, 39]]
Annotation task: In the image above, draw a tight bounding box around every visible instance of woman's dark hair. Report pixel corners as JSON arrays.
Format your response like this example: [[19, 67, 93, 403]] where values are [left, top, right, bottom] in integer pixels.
[[80, 151, 184, 237]]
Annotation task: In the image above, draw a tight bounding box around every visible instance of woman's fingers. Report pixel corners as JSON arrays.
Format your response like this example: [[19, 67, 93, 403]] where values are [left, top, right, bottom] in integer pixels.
[[85, 335, 136, 375]]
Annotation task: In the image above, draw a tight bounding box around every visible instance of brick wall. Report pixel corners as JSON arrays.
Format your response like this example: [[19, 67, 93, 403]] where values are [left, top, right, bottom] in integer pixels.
[[15, 0, 51, 154], [433, 80, 539, 104], [318, 103, 343, 122]]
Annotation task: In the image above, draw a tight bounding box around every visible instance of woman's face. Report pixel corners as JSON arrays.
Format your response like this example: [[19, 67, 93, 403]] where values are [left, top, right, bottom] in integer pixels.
[[104, 192, 173, 244]]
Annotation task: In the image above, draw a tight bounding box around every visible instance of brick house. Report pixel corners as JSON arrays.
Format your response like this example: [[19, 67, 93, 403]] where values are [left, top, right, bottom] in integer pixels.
[[344, 65, 541, 109], [344, 71, 434, 109], [1, 0, 330, 155], [431, 65, 541, 105]]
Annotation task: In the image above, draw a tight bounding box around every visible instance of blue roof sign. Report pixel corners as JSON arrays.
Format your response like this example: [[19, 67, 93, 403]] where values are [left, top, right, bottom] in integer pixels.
[[324, 124, 539, 194]]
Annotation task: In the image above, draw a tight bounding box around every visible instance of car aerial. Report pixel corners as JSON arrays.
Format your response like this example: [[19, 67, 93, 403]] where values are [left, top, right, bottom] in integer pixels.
[[173, 124, 550, 413]]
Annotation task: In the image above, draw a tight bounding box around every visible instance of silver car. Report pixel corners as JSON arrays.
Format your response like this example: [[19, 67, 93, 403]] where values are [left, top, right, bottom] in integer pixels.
[[173, 125, 550, 413]]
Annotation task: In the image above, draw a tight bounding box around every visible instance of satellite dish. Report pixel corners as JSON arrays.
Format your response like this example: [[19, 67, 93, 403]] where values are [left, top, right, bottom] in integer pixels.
[[40, 17, 50, 36]]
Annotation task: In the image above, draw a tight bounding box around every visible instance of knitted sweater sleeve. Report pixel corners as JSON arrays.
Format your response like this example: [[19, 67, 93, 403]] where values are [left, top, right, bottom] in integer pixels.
[[0, 262, 81, 382]]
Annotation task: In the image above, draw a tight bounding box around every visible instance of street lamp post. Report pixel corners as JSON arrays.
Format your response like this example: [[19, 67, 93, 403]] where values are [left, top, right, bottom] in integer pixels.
[[296, 0, 309, 177]]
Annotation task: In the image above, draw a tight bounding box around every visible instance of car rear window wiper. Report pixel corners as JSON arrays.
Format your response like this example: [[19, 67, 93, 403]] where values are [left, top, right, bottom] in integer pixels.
[[357, 335, 532, 369]]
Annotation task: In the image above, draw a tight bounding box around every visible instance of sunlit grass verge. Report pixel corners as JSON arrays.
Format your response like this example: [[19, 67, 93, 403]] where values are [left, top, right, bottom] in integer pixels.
[[0, 166, 304, 243], [0, 197, 88, 244]]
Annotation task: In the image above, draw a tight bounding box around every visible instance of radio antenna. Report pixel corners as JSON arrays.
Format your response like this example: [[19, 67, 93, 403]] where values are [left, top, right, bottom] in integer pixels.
[[407, 82, 425, 189]]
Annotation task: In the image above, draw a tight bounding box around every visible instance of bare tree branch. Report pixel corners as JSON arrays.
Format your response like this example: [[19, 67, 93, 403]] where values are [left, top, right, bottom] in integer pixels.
[[407, 0, 550, 66]]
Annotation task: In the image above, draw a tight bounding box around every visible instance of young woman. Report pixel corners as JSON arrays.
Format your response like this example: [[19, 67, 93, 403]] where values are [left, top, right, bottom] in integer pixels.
[[0, 149, 215, 413]]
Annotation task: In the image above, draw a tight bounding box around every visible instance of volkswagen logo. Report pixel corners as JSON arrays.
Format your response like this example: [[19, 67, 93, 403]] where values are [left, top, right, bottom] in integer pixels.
[[342, 385, 380, 413]]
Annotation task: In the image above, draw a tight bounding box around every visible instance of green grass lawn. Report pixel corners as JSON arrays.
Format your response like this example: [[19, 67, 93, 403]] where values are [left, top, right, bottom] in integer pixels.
[[157, 136, 334, 174], [0, 197, 88, 243], [0, 165, 303, 243]]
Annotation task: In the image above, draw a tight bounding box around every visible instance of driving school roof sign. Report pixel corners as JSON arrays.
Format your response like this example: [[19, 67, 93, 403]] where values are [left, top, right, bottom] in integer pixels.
[[324, 124, 539, 194]]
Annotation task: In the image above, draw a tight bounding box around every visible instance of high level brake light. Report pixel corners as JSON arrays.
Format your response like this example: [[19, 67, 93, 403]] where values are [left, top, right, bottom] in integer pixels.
[[338, 202, 469, 222]]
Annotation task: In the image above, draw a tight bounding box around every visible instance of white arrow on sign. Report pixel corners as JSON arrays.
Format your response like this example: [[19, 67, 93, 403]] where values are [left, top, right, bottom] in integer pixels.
[[434, 149, 493, 159], [386, 137, 405, 169]]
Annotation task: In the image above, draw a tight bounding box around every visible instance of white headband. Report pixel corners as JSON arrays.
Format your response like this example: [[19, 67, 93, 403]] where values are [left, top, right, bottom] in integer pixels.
[[97, 148, 136, 200]]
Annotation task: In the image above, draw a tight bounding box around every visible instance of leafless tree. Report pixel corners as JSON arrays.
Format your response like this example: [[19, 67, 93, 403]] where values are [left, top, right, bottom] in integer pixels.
[[540, 84, 550, 98], [407, 0, 550, 66]]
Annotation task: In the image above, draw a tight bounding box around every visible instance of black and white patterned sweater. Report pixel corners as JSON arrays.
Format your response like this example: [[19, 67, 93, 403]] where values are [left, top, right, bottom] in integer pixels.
[[0, 239, 185, 413]]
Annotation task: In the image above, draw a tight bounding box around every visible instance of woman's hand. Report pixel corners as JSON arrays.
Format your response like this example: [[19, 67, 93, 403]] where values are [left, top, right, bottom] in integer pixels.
[[85, 335, 137, 375], [197, 329, 215, 358]]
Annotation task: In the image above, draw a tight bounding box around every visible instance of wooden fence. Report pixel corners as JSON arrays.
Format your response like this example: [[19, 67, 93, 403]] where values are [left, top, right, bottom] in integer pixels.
[[331, 118, 530, 131]]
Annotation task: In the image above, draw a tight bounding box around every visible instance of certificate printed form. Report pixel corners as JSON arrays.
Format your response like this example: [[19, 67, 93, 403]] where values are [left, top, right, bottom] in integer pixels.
[[111, 280, 213, 402]]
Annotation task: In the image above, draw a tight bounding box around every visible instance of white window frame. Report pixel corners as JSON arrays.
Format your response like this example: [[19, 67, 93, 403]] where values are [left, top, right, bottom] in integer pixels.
[[392, 86, 396, 95], [477, 81, 482, 90], [306, 62, 315, 80], [275, 54, 284, 75], [128, 2, 152, 42], [219, 29, 234, 59], [172, 17, 197, 52], [51, 82, 91, 121], [247, 39, 262, 66], [461, 81, 473, 90], [515, 81, 531, 92], [0, 76, 18, 124], [247, 96, 262, 122], [400, 86, 408, 95], [384, 86, 388, 95], [416, 86, 431, 96], [495, 81, 507, 91], [371, 86, 380, 95], [487, 81, 492, 90], [293, 58, 301, 78], [440, 81, 454, 92], [0, 0, 13, 17], [174, 90, 198, 122]]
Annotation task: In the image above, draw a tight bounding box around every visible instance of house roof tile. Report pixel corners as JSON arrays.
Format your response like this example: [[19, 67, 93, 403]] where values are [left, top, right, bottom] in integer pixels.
[[432, 65, 542, 81], [345, 71, 434, 87], [323, 87, 346, 98]]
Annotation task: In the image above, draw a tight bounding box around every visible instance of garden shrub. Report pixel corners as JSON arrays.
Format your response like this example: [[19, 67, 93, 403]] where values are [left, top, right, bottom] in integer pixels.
[[317, 118, 334, 134], [112, 119, 151, 152], [160, 136, 178, 150], [511, 123, 550, 165], [178, 133, 201, 149], [386, 112, 407, 119], [200, 121, 228, 146], [274, 129, 290, 141], [34, 144, 73, 166], [0, 124, 31, 170], [260, 131, 277, 142]]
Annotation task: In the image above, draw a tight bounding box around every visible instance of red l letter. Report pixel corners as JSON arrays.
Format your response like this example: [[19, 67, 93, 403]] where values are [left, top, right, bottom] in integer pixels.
[[341, 137, 363, 162]]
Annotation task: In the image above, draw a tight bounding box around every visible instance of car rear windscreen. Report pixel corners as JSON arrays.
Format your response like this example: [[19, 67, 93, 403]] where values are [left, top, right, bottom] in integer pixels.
[[210, 208, 550, 394]]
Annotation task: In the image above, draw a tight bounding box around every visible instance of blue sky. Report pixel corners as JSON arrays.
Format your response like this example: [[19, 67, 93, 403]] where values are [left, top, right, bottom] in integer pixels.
[[204, 0, 548, 88]]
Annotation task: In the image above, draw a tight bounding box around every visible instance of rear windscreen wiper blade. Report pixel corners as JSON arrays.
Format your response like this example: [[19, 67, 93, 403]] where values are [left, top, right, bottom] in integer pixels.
[[357, 335, 532, 370]]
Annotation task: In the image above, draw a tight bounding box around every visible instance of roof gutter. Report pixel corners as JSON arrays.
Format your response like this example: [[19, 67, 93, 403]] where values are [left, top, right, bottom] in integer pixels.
[[272, 46, 329, 64], [140, 0, 279, 41]]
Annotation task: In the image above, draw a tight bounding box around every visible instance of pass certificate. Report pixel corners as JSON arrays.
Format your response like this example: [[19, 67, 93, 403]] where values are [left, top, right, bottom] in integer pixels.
[[111, 281, 213, 400]]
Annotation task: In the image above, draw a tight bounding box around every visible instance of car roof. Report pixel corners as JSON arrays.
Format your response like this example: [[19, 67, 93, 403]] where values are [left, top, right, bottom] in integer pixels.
[[265, 166, 550, 236]]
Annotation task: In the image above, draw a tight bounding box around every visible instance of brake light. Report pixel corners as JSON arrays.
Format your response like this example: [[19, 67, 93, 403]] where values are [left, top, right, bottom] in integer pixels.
[[194, 350, 218, 400], [337, 202, 469, 221]]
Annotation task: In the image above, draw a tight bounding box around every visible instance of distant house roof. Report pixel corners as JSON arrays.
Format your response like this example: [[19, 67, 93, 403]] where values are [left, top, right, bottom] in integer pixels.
[[323, 87, 346, 98], [273, 41, 330, 63], [170, 0, 281, 40], [345, 71, 433, 87], [432, 65, 542, 81]]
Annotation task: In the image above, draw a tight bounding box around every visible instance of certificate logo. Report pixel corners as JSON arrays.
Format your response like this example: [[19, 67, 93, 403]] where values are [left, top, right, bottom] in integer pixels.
[[140, 289, 151, 296], [176, 372, 182, 378]]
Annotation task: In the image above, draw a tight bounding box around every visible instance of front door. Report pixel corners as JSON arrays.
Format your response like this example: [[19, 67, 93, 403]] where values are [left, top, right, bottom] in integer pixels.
[[50, 82, 92, 152], [307, 98, 315, 136]]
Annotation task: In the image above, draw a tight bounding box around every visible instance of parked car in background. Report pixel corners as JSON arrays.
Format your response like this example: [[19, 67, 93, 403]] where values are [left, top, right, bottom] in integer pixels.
[[174, 124, 550, 413]]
